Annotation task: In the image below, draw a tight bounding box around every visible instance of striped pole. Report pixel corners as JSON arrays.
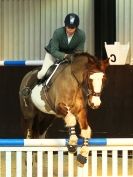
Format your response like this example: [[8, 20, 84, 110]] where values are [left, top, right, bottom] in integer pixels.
[[0, 60, 43, 66], [0, 138, 133, 147]]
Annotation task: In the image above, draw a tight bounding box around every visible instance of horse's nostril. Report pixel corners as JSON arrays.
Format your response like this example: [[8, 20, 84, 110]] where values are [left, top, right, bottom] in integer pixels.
[[92, 106, 98, 110], [93, 104, 101, 109], [88, 99, 101, 110]]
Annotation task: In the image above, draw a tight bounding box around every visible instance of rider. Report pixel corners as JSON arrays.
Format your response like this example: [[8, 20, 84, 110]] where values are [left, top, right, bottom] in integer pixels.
[[37, 13, 86, 84]]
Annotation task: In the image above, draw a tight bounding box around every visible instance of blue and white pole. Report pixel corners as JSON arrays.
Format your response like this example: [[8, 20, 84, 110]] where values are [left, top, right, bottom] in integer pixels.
[[0, 138, 132, 147], [0, 60, 43, 66]]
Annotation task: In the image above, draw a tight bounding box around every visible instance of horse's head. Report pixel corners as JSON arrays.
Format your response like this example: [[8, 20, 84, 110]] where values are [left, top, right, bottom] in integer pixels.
[[71, 53, 108, 109], [86, 59, 108, 109]]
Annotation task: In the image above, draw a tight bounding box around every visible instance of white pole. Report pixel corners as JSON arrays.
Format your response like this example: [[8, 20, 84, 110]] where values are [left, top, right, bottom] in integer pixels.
[[82, 158, 88, 177], [102, 150, 108, 176], [112, 150, 118, 176], [92, 150, 97, 176], [6, 151, 11, 177], [27, 151, 32, 177], [16, 151, 22, 177], [68, 153, 74, 177], [122, 150, 128, 176], [58, 151, 64, 177], [48, 151, 53, 177], [37, 151, 43, 177]]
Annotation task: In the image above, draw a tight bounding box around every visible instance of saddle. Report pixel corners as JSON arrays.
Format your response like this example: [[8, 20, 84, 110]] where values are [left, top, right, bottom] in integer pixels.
[[40, 59, 70, 87], [20, 59, 69, 98]]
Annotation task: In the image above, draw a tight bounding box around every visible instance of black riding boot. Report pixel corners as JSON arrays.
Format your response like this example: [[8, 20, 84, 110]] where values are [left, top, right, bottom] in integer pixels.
[[37, 79, 42, 85], [37, 75, 48, 85]]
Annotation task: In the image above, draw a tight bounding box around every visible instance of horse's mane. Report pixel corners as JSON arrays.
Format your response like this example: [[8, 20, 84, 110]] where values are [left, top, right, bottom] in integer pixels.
[[72, 51, 109, 75], [72, 52, 103, 72], [73, 52, 99, 64]]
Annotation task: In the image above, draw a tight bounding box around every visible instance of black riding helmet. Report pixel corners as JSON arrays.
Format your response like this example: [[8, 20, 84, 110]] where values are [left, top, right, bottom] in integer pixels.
[[64, 13, 80, 28]]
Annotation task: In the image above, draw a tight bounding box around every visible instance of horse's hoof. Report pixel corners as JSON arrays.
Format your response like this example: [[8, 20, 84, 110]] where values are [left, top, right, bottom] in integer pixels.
[[77, 154, 87, 166], [67, 144, 77, 153]]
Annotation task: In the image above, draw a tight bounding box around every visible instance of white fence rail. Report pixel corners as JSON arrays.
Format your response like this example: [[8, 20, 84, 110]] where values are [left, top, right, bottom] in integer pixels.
[[0, 139, 133, 177]]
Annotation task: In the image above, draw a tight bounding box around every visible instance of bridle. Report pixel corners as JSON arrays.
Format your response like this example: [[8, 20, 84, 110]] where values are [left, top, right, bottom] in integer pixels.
[[87, 70, 106, 103], [86, 71, 106, 109], [87, 74, 102, 97], [71, 69, 104, 102]]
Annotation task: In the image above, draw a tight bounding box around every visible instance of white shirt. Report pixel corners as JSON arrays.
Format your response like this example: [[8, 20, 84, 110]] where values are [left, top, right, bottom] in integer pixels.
[[67, 34, 74, 44]]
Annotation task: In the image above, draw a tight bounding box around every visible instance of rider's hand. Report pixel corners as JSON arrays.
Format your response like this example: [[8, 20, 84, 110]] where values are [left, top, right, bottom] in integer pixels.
[[64, 54, 72, 62]]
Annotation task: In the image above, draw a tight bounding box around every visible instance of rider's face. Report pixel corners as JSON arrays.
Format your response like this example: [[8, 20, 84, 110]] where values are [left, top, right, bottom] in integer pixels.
[[65, 26, 76, 36]]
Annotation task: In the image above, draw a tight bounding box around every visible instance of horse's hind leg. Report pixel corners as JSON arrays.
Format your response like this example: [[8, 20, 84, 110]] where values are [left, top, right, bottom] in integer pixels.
[[76, 109, 91, 167], [20, 94, 38, 138], [64, 110, 78, 153], [25, 118, 33, 138]]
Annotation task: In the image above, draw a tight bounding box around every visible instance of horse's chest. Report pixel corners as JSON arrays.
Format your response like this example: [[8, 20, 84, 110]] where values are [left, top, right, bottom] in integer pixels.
[[31, 85, 55, 115]]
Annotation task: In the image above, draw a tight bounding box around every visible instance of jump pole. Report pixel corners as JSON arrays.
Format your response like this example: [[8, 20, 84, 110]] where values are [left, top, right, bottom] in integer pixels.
[[0, 60, 43, 66], [0, 138, 133, 147]]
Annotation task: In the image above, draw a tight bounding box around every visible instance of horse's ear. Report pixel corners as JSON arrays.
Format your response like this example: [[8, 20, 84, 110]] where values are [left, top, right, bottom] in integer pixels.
[[100, 59, 109, 72]]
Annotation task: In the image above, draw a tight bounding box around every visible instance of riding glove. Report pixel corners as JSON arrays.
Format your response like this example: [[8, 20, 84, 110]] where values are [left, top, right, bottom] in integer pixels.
[[64, 54, 72, 63]]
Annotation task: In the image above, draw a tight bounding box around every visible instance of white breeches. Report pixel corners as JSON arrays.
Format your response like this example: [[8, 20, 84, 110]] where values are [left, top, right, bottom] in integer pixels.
[[37, 52, 55, 79]]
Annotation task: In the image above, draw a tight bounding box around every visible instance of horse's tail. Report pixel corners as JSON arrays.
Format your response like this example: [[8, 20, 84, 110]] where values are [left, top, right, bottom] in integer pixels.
[[32, 115, 40, 138]]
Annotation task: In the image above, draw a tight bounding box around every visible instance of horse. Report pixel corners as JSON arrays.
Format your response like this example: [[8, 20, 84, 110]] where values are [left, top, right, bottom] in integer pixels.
[[19, 52, 109, 166]]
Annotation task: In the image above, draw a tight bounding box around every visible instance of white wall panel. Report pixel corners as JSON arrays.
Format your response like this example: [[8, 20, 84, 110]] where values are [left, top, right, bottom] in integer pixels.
[[116, 0, 133, 63], [0, 0, 94, 60], [0, 0, 41, 60]]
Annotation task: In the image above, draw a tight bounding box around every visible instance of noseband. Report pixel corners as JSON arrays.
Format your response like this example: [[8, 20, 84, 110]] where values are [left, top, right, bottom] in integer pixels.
[[87, 80, 101, 97], [87, 89, 101, 97]]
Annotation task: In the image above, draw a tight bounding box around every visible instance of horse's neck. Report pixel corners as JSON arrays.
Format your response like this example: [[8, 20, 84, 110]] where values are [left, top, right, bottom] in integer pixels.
[[71, 57, 88, 83]]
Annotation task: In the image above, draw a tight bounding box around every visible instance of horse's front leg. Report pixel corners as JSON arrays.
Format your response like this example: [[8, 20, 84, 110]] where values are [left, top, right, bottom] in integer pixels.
[[77, 109, 91, 167], [64, 110, 78, 153]]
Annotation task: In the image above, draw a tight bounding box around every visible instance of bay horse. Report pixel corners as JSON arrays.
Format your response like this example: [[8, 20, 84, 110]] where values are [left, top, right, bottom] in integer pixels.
[[19, 52, 109, 166]]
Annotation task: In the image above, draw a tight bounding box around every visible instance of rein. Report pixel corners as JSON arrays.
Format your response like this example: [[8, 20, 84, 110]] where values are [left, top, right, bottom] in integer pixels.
[[71, 70, 101, 98], [71, 70, 90, 98]]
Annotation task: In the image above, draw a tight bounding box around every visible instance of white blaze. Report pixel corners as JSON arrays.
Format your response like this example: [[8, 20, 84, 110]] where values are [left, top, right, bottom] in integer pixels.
[[31, 84, 55, 114], [89, 72, 104, 107], [90, 72, 104, 93]]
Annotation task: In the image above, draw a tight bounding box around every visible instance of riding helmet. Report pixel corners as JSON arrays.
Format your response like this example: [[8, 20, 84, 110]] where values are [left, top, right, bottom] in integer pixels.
[[64, 13, 80, 28]]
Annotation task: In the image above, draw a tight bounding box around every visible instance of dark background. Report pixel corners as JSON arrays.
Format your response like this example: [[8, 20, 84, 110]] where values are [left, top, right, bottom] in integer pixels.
[[94, 0, 116, 58], [0, 65, 133, 138]]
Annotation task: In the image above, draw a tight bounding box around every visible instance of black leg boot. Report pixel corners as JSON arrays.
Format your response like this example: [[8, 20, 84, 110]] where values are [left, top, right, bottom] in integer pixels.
[[37, 79, 42, 85]]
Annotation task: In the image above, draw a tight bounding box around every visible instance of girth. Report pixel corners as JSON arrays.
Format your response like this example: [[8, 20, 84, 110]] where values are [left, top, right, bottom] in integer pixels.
[[42, 86, 56, 112]]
